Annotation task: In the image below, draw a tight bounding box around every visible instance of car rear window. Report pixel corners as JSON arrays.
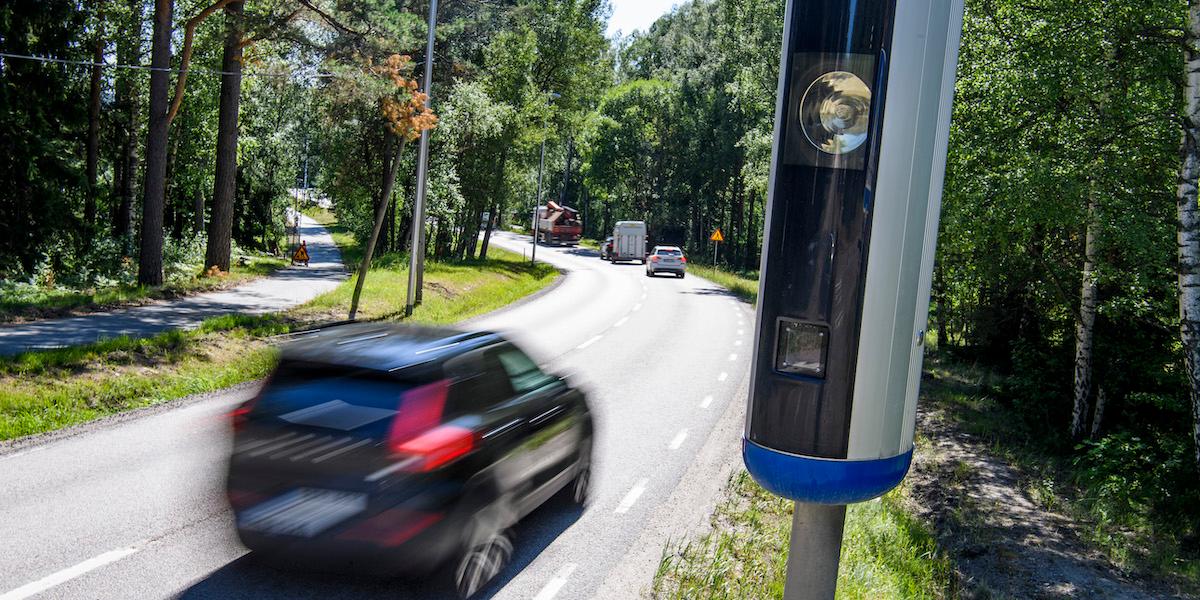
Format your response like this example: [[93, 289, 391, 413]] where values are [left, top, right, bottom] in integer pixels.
[[250, 362, 447, 434], [656, 249, 682, 256]]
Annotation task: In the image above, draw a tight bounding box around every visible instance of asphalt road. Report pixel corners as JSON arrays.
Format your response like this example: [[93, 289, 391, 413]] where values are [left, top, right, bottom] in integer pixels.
[[0, 232, 753, 600], [0, 215, 345, 356]]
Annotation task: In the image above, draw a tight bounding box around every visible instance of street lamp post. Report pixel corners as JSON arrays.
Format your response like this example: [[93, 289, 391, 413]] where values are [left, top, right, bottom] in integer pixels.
[[530, 91, 560, 264], [406, 0, 438, 317]]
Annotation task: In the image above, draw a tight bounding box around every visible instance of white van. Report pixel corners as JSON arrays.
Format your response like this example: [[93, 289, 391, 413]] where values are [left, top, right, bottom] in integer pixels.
[[611, 221, 647, 264]]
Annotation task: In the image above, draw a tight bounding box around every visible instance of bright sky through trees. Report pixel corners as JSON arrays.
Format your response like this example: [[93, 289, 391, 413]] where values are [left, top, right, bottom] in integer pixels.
[[606, 0, 678, 37]]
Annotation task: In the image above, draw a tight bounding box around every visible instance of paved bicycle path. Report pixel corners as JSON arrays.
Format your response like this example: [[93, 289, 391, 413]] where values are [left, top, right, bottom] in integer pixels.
[[0, 216, 346, 356]]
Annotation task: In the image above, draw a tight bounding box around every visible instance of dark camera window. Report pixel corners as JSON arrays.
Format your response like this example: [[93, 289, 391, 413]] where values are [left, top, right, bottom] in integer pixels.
[[775, 319, 828, 378]]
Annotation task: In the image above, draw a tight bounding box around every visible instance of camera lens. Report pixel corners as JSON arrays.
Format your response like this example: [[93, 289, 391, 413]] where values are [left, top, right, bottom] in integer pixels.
[[799, 71, 871, 155]]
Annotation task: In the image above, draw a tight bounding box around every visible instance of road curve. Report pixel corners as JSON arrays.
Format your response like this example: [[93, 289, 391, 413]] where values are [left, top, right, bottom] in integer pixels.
[[0, 232, 752, 600]]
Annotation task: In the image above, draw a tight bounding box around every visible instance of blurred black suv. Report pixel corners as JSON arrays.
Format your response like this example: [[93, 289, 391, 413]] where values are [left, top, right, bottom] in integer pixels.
[[225, 324, 594, 598]]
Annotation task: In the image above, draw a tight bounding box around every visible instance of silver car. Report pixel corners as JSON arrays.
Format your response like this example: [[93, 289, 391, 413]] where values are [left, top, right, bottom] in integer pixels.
[[646, 245, 687, 278]]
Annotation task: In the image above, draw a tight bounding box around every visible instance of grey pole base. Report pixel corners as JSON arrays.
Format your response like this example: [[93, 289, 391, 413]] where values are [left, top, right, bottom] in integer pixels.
[[783, 502, 847, 600]]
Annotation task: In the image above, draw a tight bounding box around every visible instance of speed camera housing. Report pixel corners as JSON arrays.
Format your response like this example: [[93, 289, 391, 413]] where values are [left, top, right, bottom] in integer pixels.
[[743, 0, 965, 504]]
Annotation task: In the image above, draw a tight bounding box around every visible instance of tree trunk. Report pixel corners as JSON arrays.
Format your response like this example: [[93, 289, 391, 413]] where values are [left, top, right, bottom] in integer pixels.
[[480, 201, 498, 260], [115, 0, 142, 243], [194, 184, 205, 233], [204, 0, 244, 272], [348, 138, 406, 320], [166, 129, 182, 240], [1178, 0, 1200, 473], [138, 0, 173, 286], [935, 263, 948, 348], [1070, 185, 1100, 439], [85, 30, 104, 236], [1090, 387, 1108, 438]]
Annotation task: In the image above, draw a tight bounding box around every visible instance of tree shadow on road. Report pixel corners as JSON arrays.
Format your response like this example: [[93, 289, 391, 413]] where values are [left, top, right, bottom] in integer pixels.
[[176, 499, 585, 600]]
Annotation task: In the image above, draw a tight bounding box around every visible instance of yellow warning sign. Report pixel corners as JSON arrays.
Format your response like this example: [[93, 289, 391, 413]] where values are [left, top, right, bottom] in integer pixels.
[[710, 228, 725, 242], [292, 241, 310, 265]]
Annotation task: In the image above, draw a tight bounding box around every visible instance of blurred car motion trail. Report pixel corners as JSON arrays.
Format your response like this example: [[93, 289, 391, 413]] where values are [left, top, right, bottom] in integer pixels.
[[226, 323, 594, 599]]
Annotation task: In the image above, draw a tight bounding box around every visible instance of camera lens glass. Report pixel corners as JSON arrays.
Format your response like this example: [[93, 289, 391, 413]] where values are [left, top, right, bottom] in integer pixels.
[[799, 71, 871, 155]]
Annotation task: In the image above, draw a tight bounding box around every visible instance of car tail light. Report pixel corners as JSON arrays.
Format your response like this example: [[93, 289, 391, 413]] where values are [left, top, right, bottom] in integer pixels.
[[391, 424, 475, 472], [681, 256, 687, 263], [387, 379, 450, 444], [651, 256, 660, 262], [230, 399, 257, 432], [386, 380, 474, 471]]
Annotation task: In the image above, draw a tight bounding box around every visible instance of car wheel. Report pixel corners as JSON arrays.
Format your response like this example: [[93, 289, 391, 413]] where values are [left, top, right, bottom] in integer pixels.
[[569, 442, 592, 505], [678, 272, 685, 279], [453, 526, 513, 599]]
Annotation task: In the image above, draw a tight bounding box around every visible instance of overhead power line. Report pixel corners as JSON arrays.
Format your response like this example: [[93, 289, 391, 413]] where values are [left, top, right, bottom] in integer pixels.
[[0, 51, 336, 78]]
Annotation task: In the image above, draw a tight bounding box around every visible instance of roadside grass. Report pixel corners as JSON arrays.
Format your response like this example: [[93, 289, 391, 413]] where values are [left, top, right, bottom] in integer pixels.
[[688, 264, 759, 304], [0, 254, 287, 323], [293, 248, 557, 322], [0, 245, 558, 443], [653, 470, 958, 600]]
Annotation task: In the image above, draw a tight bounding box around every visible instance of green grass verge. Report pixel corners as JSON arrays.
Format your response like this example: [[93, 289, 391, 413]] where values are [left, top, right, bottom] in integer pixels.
[[653, 471, 958, 600], [0, 245, 558, 442], [0, 255, 287, 323], [688, 265, 759, 304]]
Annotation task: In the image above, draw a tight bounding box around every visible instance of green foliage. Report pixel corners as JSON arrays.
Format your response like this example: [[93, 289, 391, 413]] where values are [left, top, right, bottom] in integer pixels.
[[1073, 432, 1200, 558], [580, 0, 784, 269]]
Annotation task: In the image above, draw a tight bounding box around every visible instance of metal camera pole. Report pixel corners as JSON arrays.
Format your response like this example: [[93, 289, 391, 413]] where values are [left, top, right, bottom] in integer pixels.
[[406, 0, 437, 316], [784, 503, 846, 600], [531, 136, 545, 263]]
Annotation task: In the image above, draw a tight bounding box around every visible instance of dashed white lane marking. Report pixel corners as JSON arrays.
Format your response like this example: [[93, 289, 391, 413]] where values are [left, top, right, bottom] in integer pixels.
[[729, 353, 738, 361], [701, 395, 714, 408], [0, 544, 142, 600], [577, 335, 603, 350], [533, 563, 579, 600], [669, 429, 689, 450], [632, 303, 643, 312], [615, 478, 649, 514], [738, 329, 745, 336], [641, 292, 647, 300], [734, 340, 742, 346], [613, 316, 629, 328], [718, 372, 728, 382]]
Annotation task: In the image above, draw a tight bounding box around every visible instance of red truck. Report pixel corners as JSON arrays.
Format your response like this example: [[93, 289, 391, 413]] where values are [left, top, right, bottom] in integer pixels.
[[536, 201, 583, 245]]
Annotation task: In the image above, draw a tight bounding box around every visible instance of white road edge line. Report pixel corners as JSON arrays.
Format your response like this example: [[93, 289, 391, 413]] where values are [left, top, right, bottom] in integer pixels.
[[577, 335, 603, 350], [718, 372, 728, 382], [669, 429, 689, 450], [701, 395, 714, 408], [533, 563, 579, 600], [632, 303, 643, 312], [0, 446, 45, 462], [613, 316, 629, 328], [615, 478, 649, 514], [0, 545, 141, 600]]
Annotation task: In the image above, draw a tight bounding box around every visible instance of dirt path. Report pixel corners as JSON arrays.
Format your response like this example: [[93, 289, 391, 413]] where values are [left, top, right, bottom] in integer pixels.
[[906, 374, 1190, 599]]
